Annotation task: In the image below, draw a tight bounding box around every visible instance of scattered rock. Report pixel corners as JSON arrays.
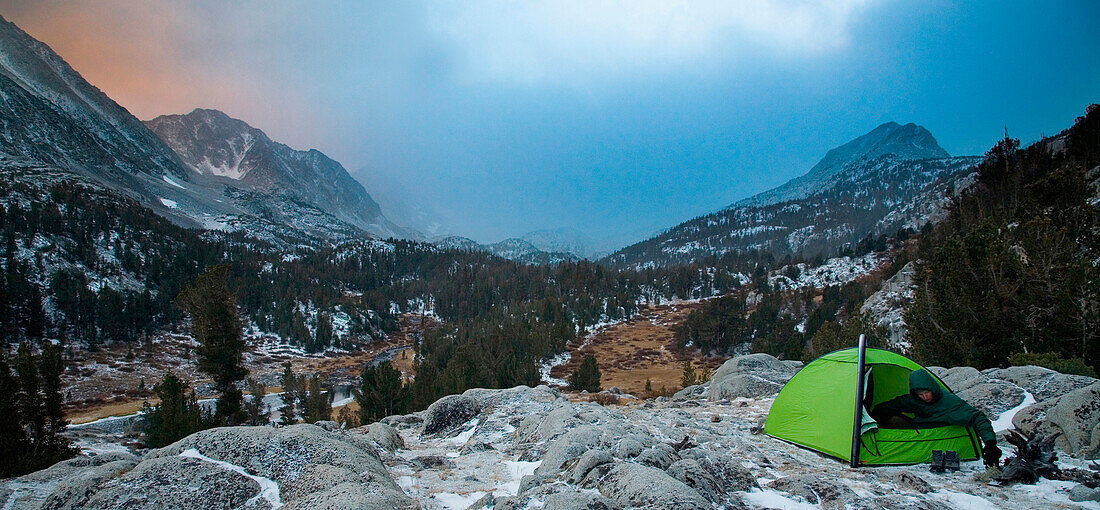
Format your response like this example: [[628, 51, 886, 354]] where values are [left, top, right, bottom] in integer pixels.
[[362, 422, 405, 452], [677, 449, 758, 492], [932, 366, 984, 393], [569, 449, 612, 483], [956, 380, 1026, 419], [534, 425, 604, 477], [460, 440, 495, 454], [469, 492, 496, 509], [893, 470, 933, 493], [542, 490, 615, 510], [281, 480, 416, 510], [380, 413, 423, 428], [518, 474, 548, 495], [313, 420, 339, 431], [411, 455, 451, 469], [984, 366, 1097, 403], [636, 447, 677, 470], [667, 459, 725, 503], [767, 474, 857, 509], [1069, 484, 1100, 502], [614, 437, 644, 458], [851, 494, 954, 510], [706, 353, 801, 400], [1015, 382, 1100, 459], [597, 462, 709, 510], [421, 394, 481, 436]]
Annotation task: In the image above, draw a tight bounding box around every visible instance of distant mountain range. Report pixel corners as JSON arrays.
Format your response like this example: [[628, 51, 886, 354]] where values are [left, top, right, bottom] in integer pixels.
[[433, 236, 580, 265], [0, 15, 405, 245], [0, 12, 984, 270], [603, 122, 980, 268]]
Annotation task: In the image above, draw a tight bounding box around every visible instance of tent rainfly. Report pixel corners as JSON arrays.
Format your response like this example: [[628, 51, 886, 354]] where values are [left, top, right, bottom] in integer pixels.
[[763, 337, 981, 466]]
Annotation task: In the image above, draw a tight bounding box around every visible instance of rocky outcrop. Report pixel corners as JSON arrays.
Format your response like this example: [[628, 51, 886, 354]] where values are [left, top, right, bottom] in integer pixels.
[[0, 452, 138, 509], [81, 455, 265, 509], [0, 424, 415, 509], [1014, 382, 1100, 459], [421, 394, 481, 436], [675, 353, 801, 401], [929, 364, 1100, 459]]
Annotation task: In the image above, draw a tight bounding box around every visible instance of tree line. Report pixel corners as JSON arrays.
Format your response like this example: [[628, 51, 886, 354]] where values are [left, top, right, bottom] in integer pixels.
[[906, 104, 1100, 372]]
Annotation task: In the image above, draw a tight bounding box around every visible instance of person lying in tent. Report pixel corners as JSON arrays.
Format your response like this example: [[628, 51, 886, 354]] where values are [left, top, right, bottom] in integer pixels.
[[872, 368, 1001, 467]]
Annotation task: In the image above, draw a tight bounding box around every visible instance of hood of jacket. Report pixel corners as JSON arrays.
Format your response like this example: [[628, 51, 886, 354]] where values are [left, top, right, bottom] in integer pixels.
[[908, 369, 944, 403]]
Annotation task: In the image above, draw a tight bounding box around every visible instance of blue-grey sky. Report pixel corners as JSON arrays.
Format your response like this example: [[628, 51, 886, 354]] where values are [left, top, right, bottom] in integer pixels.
[[5, 1, 1099, 246]]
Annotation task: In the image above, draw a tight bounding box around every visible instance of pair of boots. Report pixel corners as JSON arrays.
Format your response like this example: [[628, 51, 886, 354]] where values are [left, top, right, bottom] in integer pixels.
[[930, 450, 960, 473]]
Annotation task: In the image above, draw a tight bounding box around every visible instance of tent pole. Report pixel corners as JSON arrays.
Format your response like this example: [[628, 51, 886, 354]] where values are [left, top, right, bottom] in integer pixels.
[[850, 333, 867, 468]]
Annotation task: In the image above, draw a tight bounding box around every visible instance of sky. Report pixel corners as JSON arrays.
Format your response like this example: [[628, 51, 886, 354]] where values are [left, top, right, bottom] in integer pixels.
[[3, 0, 1099, 247]]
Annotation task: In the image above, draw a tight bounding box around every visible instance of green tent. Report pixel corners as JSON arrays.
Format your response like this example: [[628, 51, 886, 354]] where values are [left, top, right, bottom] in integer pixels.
[[763, 345, 981, 466]]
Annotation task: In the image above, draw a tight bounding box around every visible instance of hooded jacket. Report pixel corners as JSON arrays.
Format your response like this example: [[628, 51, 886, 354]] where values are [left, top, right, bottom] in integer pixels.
[[875, 369, 996, 443]]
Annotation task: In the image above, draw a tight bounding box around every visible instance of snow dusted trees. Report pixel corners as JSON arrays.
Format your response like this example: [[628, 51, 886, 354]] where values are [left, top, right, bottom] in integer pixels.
[[244, 378, 270, 426], [278, 363, 332, 424], [175, 264, 248, 425]]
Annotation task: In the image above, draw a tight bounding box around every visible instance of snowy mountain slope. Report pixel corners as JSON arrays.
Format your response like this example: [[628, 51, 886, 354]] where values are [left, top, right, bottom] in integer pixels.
[[604, 122, 979, 269], [0, 15, 402, 243], [0, 15, 185, 182], [146, 109, 413, 240]]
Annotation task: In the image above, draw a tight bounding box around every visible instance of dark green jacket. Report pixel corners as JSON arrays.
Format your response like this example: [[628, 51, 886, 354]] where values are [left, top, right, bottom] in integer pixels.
[[875, 369, 996, 442]]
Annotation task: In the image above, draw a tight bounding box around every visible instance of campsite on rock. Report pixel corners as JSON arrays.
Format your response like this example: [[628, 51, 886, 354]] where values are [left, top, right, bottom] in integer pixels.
[[2, 2, 1099, 509]]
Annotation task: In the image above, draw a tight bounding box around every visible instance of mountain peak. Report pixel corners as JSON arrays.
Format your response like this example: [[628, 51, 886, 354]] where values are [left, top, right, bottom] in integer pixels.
[[735, 121, 950, 208], [805, 121, 949, 180]]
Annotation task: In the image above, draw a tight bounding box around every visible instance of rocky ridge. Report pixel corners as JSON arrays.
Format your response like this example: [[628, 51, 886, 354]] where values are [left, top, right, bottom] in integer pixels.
[[4, 355, 1100, 509]]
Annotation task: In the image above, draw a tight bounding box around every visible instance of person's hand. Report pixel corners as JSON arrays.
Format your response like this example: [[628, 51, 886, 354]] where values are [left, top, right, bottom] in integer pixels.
[[982, 440, 1001, 467]]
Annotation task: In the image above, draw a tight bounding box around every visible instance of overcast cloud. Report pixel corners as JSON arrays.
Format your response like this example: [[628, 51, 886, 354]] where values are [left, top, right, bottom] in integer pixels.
[[3, 1, 1098, 246]]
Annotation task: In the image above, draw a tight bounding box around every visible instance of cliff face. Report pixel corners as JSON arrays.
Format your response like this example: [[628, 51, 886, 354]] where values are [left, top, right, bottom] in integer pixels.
[[4, 354, 1099, 509]]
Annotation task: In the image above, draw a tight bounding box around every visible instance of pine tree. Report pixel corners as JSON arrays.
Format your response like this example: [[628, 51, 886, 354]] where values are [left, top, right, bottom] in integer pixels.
[[568, 355, 601, 393], [315, 312, 333, 351], [0, 348, 29, 477], [244, 378, 269, 426], [279, 362, 302, 425], [355, 360, 406, 424], [680, 361, 698, 389], [38, 343, 69, 454], [175, 265, 248, 425], [302, 375, 332, 423], [143, 373, 205, 448]]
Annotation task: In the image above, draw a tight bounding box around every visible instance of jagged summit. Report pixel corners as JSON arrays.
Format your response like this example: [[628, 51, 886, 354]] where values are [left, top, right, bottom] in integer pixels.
[[737, 121, 950, 208], [145, 109, 262, 181], [145, 108, 410, 238]]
